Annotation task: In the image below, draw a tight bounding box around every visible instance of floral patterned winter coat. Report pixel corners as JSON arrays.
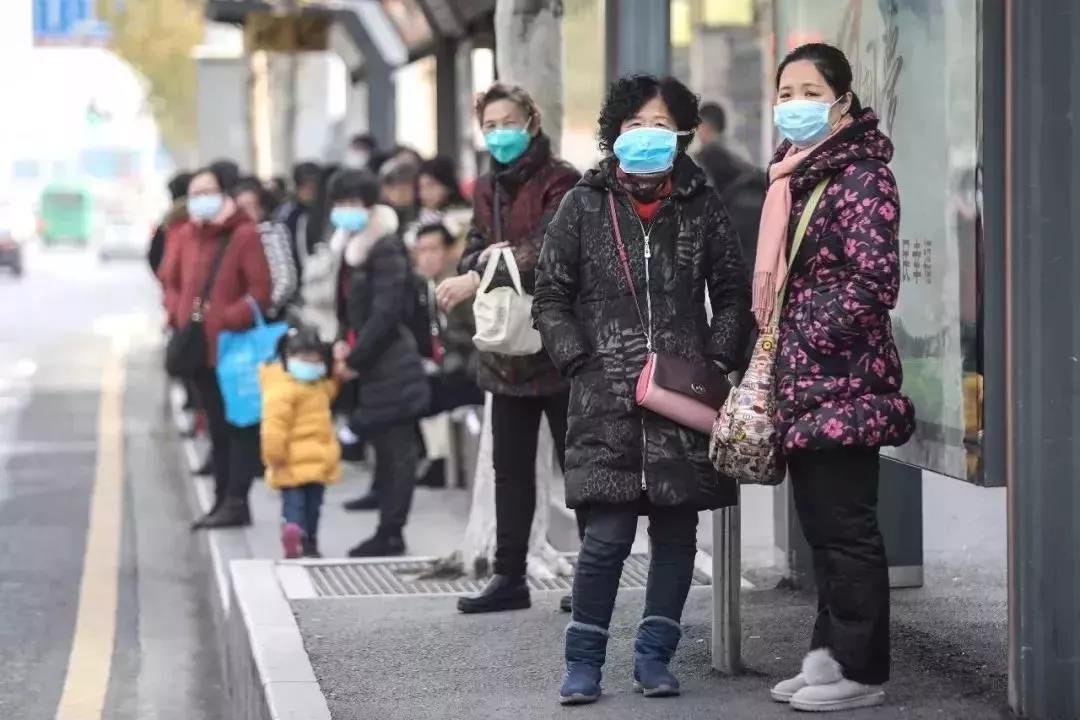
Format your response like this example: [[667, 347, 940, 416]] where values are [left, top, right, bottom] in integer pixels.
[[774, 108, 916, 453], [534, 156, 752, 510]]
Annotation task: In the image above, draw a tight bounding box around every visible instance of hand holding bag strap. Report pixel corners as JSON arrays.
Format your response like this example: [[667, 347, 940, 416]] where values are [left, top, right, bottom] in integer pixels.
[[768, 178, 830, 329], [607, 192, 649, 340], [192, 233, 232, 320]]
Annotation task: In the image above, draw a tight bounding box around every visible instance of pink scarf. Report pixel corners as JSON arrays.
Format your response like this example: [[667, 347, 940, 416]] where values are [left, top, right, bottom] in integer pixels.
[[751, 117, 852, 328]]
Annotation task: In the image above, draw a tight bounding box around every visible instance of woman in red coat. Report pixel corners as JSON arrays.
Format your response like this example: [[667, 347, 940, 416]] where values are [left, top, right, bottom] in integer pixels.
[[164, 166, 272, 529]]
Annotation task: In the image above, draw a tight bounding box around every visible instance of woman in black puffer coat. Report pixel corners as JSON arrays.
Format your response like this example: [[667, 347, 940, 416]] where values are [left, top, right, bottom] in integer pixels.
[[533, 75, 751, 704], [329, 170, 430, 558]]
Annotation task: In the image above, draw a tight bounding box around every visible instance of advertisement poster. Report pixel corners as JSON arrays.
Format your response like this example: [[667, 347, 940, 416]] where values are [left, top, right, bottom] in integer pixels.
[[774, 0, 983, 481]]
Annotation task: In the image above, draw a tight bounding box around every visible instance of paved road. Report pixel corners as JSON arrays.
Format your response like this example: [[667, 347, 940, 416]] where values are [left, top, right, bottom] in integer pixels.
[[0, 248, 224, 720]]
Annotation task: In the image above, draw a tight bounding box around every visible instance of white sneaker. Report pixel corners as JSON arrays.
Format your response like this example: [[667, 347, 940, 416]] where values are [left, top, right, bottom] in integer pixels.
[[790, 679, 885, 712], [770, 673, 808, 702]]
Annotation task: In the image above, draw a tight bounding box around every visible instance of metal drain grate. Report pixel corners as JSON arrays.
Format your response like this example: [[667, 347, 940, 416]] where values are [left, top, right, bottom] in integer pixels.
[[304, 554, 710, 598]]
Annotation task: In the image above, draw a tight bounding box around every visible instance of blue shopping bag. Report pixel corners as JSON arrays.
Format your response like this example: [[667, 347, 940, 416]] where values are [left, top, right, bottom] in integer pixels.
[[217, 298, 289, 427]]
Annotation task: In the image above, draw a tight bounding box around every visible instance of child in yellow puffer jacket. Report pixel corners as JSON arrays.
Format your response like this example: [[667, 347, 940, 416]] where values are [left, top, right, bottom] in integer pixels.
[[260, 326, 341, 558]]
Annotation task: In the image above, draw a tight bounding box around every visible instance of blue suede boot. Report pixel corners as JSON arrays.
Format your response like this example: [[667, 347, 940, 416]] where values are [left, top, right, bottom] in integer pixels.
[[559, 621, 609, 705], [633, 616, 682, 697]]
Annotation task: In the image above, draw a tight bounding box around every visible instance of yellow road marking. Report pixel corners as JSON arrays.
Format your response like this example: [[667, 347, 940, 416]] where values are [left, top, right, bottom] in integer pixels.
[[54, 351, 124, 720]]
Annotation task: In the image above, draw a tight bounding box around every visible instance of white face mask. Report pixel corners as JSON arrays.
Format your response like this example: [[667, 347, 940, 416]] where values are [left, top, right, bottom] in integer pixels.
[[345, 150, 369, 169]]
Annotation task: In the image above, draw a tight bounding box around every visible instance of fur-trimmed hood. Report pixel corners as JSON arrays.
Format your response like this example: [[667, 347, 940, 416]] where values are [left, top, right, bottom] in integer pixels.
[[331, 204, 400, 268]]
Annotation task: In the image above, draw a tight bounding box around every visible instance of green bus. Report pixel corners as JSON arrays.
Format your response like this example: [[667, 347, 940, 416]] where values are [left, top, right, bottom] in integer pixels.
[[40, 182, 93, 247]]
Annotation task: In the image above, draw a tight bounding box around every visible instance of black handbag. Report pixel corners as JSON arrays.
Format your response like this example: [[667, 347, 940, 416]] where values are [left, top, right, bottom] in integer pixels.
[[166, 236, 231, 378]]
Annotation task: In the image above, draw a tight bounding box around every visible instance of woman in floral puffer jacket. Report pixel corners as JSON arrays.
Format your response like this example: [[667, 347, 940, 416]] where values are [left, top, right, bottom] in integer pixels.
[[758, 44, 915, 713]]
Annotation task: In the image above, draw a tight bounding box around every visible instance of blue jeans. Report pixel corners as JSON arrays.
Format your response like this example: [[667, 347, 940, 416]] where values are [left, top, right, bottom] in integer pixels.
[[571, 502, 699, 629], [281, 484, 326, 539]]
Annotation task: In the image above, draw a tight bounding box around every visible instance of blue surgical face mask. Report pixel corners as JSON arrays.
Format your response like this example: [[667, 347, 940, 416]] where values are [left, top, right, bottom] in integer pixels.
[[484, 128, 531, 165], [330, 206, 370, 233], [287, 358, 327, 383], [188, 193, 224, 221], [773, 97, 841, 147], [612, 127, 687, 175]]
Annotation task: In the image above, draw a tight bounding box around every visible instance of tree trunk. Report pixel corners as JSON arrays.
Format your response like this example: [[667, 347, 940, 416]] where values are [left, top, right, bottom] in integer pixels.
[[494, 0, 564, 155]]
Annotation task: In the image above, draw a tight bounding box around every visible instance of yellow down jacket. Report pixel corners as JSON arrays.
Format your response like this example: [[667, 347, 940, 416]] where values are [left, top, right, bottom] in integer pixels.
[[259, 362, 341, 489]]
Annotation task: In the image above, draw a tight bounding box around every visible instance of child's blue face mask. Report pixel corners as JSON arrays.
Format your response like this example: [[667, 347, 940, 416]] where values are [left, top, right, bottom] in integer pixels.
[[287, 358, 327, 383]]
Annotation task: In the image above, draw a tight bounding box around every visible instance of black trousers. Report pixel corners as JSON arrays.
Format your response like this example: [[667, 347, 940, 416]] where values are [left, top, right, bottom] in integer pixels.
[[789, 447, 890, 685], [490, 391, 570, 577], [371, 422, 420, 536], [192, 370, 262, 506]]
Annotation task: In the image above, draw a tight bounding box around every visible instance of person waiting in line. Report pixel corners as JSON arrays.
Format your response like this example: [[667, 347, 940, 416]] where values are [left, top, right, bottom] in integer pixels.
[[234, 176, 278, 224], [532, 74, 752, 704], [415, 156, 471, 229], [694, 101, 767, 266], [148, 171, 192, 277], [743, 43, 914, 712], [208, 158, 241, 196], [378, 155, 421, 228], [274, 162, 323, 278], [345, 133, 376, 170], [260, 326, 341, 559], [163, 166, 273, 529], [436, 82, 581, 614], [326, 169, 431, 557]]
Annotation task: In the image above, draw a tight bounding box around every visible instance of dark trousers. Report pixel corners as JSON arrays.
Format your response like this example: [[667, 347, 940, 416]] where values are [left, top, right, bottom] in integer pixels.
[[490, 391, 570, 577], [192, 370, 262, 506], [572, 503, 699, 629], [790, 447, 890, 685], [372, 422, 420, 536], [282, 484, 326, 539]]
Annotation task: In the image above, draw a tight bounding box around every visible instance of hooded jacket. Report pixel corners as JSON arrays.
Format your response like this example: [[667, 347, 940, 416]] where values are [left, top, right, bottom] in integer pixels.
[[259, 362, 341, 489], [162, 209, 272, 367], [533, 154, 752, 510], [459, 132, 581, 397], [772, 108, 916, 453]]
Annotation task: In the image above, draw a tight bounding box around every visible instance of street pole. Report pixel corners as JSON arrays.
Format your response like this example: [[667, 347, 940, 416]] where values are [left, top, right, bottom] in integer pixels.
[[711, 501, 740, 674], [1006, 1, 1080, 717]]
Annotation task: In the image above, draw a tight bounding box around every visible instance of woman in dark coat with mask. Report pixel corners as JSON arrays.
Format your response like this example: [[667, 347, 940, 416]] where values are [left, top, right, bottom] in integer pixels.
[[533, 75, 751, 705]]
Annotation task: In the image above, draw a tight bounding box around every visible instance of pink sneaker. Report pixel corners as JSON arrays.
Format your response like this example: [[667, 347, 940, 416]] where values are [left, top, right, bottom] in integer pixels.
[[281, 522, 303, 559]]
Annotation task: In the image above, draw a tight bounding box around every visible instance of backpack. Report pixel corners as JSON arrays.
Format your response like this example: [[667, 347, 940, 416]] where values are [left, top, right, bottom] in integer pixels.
[[257, 221, 299, 315]]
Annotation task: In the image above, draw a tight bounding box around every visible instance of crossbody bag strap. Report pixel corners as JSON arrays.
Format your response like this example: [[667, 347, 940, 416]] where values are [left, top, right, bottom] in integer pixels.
[[492, 178, 503, 246], [607, 192, 649, 342], [769, 177, 830, 329], [192, 231, 232, 320]]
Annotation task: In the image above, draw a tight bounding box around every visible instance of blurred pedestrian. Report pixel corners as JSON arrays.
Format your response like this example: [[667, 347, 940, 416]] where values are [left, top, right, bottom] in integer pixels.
[[414, 156, 472, 243], [533, 74, 751, 704], [209, 159, 241, 195], [261, 326, 341, 559], [236, 176, 298, 319], [695, 102, 766, 265], [274, 162, 323, 278], [148, 171, 192, 277], [345, 133, 376, 170], [436, 82, 580, 614], [749, 43, 914, 711], [379, 155, 420, 228], [234, 176, 278, 224], [163, 166, 273, 529], [327, 169, 430, 557]]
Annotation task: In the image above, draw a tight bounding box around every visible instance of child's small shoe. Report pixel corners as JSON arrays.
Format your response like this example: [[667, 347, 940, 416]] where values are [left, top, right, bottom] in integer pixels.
[[301, 538, 322, 558], [281, 522, 303, 559]]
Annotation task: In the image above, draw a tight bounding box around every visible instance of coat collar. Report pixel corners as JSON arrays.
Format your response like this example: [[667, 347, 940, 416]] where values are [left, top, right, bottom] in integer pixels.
[[492, 132, 554, 193], [580, 153, 709, 201], [337, 204, 400, 267]]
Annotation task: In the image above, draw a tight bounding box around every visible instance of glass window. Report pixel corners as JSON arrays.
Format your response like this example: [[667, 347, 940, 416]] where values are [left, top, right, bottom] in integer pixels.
[[773, 0, 984, 481]]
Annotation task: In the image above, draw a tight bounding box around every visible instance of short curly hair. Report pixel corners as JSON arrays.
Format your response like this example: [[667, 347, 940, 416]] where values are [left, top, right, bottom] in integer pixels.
[[474, 82, 539, 125], [597, 75, 701, 154]]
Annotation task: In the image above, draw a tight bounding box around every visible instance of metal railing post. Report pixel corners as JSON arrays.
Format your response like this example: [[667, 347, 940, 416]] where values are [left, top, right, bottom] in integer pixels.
[[711, 498, 741, 674]]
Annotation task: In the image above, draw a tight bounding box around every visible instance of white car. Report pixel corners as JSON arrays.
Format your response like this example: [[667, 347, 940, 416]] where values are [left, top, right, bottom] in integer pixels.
[[98, 220, 149, 262]]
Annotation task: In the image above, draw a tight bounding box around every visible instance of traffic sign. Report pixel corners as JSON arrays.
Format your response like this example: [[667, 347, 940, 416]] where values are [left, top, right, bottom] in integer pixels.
[[33, 0, 111, 46]]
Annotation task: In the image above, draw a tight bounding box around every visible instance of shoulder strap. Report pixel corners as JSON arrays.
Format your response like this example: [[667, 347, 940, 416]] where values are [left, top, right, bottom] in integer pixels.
[[607, 192, 649, 339], [193, 232, 232, 317], [491, 178, 503, 246], [771, 178, 829, 326]]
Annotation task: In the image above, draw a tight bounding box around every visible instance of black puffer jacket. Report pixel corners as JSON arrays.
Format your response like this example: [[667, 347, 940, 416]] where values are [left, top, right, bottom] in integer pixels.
[[534, 156, 752, 510], [342, 206, 430, 437]]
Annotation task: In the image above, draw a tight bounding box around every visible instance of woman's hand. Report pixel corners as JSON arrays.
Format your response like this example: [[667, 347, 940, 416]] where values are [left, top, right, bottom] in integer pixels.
[[333, 358, 358, 382], [478, 241, 510, 265], [332, 340, 351, 362], [436, 273, 480, 311]]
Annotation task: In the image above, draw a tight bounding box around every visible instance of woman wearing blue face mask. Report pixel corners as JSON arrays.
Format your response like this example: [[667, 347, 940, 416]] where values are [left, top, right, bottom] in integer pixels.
[[753, 43, 912, 712], [163, 165, 273, 529], [533, 74, 751, 704], [435, 83, 583, 616], [309, 169, 431, 557]]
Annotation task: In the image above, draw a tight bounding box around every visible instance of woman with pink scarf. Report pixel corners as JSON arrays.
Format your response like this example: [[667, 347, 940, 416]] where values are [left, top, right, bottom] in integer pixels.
[[758, 43, 915, 712]]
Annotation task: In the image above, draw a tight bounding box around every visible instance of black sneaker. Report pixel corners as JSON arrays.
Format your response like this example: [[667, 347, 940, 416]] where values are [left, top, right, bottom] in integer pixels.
[[343, 493, 379, 512], [347, 531, 405, 558], [301, 538, 322, 559], [559, 594, 572, 613], [192, 498, 251, 529], [457, 574, 531, 614]]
